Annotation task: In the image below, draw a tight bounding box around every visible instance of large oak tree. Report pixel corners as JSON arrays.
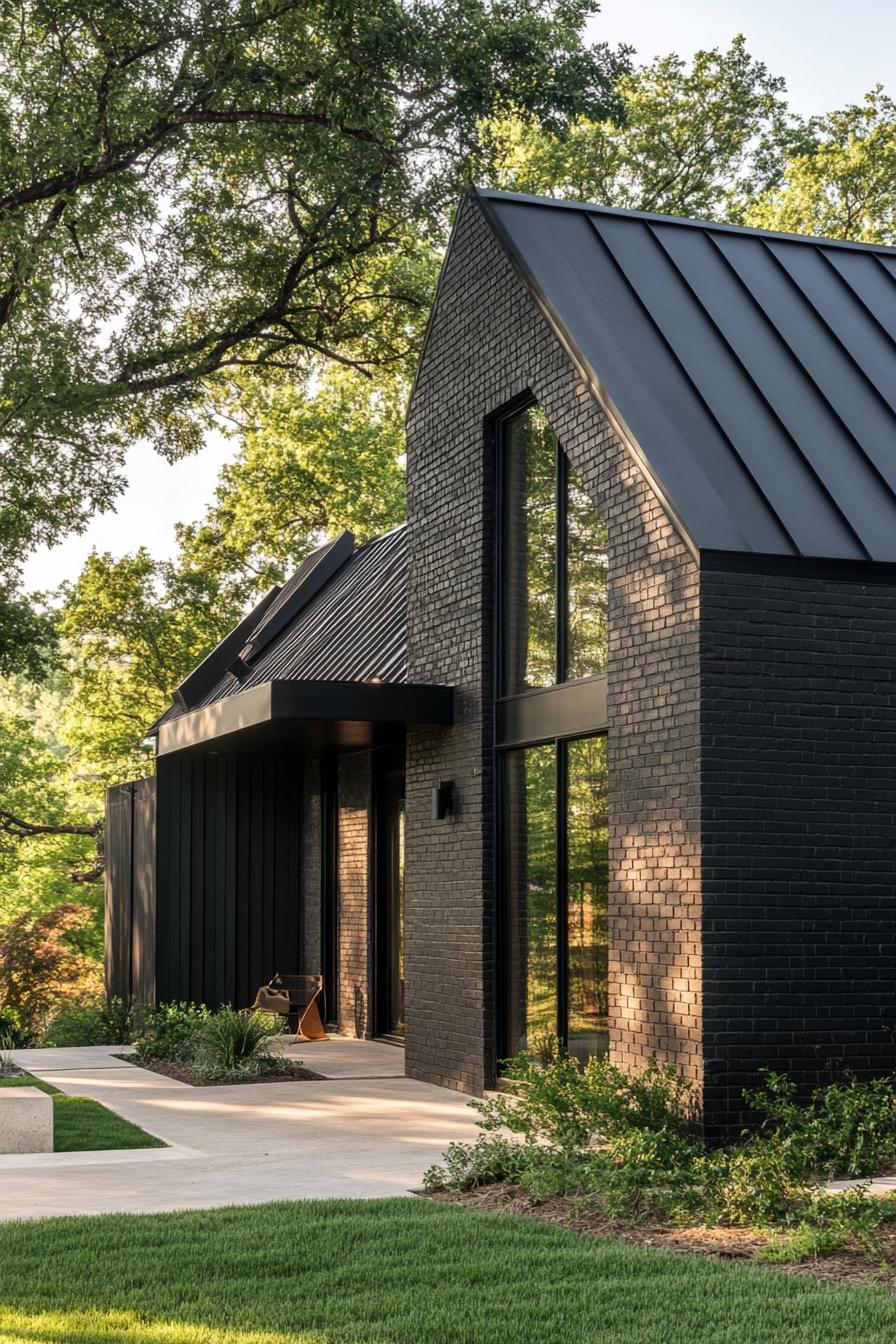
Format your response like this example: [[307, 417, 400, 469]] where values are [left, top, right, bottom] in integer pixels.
[[0, 0, 626, 668]]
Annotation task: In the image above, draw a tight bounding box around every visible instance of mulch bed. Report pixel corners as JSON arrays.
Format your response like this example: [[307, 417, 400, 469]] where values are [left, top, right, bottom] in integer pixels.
[[120, 1058, 323, 1086], [424, 1184, 896, 1293]]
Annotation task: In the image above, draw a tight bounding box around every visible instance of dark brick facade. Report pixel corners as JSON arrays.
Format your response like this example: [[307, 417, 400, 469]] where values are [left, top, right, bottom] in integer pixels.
[[701, 563, 896, 1131], [125, 194, 896, 1134], [336, 750, 373, 1038], [405, 195, 702, 1096]]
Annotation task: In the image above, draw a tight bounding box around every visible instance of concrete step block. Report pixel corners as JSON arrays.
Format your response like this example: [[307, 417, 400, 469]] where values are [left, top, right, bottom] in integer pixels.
[[0, 1086, 53, 1153]]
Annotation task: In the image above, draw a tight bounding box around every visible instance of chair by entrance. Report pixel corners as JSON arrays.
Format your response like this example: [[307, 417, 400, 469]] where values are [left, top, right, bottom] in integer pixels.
[[253, 973, 328, 1042]]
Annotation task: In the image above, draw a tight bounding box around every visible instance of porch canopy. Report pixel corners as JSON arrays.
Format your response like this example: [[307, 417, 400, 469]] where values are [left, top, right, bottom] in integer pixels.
[[149, 523, 453, 756]]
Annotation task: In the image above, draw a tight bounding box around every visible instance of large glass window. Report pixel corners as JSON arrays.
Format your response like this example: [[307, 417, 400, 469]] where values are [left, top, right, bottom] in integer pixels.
[[497, 401, 611, 1066], [503, 735, 609, 1063], [500, 405, 608, 695]]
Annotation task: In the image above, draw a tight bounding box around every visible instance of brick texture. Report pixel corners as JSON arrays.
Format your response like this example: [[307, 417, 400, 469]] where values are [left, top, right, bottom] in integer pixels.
[[337, 750, 373, 1038], [701, 565, 896, 1132], [405, 194, 702, 1096]]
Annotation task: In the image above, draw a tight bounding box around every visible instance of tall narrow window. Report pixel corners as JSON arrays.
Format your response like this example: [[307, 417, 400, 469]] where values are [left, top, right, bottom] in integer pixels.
[[504, 744, 557, 1054], [503, 736, 608, 1061], [497, 399, 610, 1065], [503, 409, 557, 693], [499, 405, 607, 695], [565, 736, 609, 1062]]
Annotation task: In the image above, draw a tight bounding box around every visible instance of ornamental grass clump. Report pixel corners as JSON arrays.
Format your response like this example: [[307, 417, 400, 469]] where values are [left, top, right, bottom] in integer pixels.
[[192, 1005, 282, 1078]]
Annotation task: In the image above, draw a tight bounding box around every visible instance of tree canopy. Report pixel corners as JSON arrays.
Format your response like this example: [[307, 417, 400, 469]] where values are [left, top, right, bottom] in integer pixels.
[[475, 36, 802, 219], [0, 0, 625, 599], [5, 24, 896, 962]]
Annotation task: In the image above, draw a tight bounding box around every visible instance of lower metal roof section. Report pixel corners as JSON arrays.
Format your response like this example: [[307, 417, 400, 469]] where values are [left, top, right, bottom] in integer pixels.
[[156, 678, 454, 756]]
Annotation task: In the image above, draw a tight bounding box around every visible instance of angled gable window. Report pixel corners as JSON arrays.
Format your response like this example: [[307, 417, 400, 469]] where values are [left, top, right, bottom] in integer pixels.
[[498, 404, 608, 696]]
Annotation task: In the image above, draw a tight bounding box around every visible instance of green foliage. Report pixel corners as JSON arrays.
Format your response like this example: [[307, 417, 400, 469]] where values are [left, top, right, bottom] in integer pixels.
[[423, 1136, 529, 1192], [0, 902, 103, 1039], [473, 1039, 696, 1151], [429, 1047, 896, 1264], [745, 88, 896, 243], [0, 1005, 29, 1048], [131, 1001, 284, 1081], [0, 0, 625, 607], [41, 997, 132, 1048], [746, 1071, 896, 1181], [57, 547, 241, 786], [192, 1005, 282, 1076], [177, 364, 409, 594], [477, 37, 801, 219], [758, 1189, 896, 1265], [130, 1001, 211, 1066]]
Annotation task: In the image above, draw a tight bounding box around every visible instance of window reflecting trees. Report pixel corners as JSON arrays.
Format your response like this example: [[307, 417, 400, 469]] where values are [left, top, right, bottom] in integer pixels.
[[499, 402, 610, 1064], [503, 736, 609, 1061], [500, 405, 607, 694]]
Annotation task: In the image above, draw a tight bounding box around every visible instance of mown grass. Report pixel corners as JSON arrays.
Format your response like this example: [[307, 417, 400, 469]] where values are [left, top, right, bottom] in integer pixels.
[[1, 1199, 896, 1343], [0, 1073, 163, 1152]]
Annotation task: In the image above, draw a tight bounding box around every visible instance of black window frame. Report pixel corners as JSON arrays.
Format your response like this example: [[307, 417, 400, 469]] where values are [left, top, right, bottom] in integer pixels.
[[493, 394, 610, 1064]]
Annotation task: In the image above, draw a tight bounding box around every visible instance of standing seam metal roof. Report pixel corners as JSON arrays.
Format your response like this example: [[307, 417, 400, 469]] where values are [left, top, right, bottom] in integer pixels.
[[153, 525, 407, 729], [475, 188, 896, 562]]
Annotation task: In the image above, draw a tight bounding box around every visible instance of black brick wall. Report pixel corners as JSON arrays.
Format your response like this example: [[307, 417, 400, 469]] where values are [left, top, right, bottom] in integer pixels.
[[337, 749, 373, 1038], [405, 194, 702, 1095], [701, 564, 896, 1132]]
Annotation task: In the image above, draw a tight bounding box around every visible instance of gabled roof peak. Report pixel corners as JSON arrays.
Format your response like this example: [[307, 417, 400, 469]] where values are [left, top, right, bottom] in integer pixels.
[[472, 187, 896, 563]]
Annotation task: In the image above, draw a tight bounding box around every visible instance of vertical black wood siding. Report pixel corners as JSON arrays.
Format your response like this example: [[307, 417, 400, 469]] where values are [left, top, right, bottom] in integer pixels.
[[154, 752, 302, 1008], [105, 776, 157, 1006]]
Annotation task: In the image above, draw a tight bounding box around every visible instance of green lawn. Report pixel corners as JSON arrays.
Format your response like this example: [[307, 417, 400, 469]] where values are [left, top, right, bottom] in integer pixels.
[[0, 1073, 164, 1152], [1, 1200, 896, 1343]]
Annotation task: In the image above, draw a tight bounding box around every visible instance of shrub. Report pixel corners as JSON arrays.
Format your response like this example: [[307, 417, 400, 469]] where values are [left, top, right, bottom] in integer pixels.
[[131, 1001, 210, 1064], [192, 1006, 281, 1077], [424, 1136, 528, 1192], [427, 1046, 896, 1262], [745, 1070, 896, 1180], [0, 1006, 30, 1048], [41, 997, 132, 1048], [0, 904, 103, 1038], [473, 1039, 696, 1153]]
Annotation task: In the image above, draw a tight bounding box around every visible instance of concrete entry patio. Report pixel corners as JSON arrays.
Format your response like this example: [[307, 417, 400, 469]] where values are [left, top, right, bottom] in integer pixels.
[[0, 1039, 479, 1222]]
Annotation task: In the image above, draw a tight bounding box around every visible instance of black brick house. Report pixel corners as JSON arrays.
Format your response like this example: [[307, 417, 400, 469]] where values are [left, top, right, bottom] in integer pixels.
[[107, 189, 896, 1133]]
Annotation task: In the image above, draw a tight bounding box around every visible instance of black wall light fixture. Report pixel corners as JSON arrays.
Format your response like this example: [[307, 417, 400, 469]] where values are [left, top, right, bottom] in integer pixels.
[[431, 779, 455, 821]]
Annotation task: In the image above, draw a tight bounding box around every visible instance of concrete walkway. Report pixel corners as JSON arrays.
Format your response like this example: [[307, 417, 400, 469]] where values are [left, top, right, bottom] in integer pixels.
[[1, 1040, 479, 1222]]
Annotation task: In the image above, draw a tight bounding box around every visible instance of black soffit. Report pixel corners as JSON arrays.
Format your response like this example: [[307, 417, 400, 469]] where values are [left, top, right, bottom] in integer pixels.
[[475, 187, 896, 563], [156, 679, 454, 757]]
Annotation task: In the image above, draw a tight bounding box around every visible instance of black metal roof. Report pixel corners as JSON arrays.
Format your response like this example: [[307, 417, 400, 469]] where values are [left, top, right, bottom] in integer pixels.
[[475, 187, 896, 562], [152, 524, 408, 734]]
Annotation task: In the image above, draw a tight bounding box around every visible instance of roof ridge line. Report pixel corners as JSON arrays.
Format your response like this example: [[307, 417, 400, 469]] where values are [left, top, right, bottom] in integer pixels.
[[472, 185, 896, 258]]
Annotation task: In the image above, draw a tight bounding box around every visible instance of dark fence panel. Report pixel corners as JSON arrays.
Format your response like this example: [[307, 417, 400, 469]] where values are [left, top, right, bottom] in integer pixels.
[[154, 752, 302, 1009], [104, 776, 157, 1007]]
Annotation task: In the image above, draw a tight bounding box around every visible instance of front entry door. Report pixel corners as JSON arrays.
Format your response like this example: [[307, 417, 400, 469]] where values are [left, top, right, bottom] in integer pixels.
[[375, 763, 406, 1038]]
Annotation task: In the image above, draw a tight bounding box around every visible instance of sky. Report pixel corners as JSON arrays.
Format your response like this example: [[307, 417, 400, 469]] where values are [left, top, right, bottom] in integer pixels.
[[22, 0, 896, 593]]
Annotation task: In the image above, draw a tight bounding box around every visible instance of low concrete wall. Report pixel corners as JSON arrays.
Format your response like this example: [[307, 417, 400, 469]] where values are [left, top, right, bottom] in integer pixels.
[[0, 1087, 53, 1153]]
